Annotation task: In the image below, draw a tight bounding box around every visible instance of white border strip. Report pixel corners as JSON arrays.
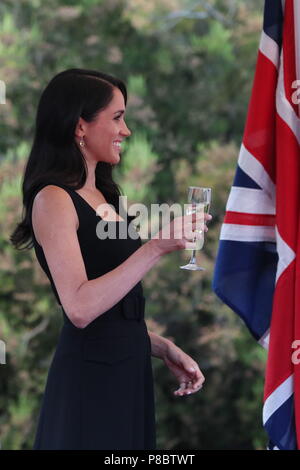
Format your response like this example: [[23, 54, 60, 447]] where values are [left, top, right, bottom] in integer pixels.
[[259, 329, 270, 350], [267, 445, 280, 450], [226, 187, 275, 214], [220, 224, 276, 242], [259, 30, 280, 68], [238, 144, 276, 203], [275, 226, 296, 282], [263, 374, 294, 425]]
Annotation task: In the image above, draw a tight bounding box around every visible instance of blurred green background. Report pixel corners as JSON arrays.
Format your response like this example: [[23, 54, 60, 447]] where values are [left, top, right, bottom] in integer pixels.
[[0, 0, 268, 450]]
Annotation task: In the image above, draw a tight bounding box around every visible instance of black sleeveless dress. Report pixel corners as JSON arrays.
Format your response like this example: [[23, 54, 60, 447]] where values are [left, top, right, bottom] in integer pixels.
[[30, 182, 156, 450]]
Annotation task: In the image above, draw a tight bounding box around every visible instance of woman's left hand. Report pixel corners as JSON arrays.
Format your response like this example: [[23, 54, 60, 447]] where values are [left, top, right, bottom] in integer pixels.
[[162, 342, 205, 397]]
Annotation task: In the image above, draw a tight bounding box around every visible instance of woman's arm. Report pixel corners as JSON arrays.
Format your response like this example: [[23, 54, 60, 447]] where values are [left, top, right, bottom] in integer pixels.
[[32, 186, 203, 329], [148, 331, 172, 359], [148, 330, 205, 396], [74, 241, 162, 327]]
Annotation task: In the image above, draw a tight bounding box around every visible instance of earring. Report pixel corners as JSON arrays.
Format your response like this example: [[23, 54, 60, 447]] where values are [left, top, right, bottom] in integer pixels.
[[79, 137, 85, 148]]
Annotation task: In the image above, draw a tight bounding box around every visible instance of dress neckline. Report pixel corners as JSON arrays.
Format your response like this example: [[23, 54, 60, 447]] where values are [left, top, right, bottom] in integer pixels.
[[73, 189, 127, 223]]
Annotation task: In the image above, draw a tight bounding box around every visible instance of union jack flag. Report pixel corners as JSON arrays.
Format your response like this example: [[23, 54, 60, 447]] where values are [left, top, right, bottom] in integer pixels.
[[212, 0, 300, 450]]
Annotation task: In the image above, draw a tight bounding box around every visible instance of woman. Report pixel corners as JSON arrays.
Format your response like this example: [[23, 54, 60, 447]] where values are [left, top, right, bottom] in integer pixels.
[[10, 68, 210, 450]]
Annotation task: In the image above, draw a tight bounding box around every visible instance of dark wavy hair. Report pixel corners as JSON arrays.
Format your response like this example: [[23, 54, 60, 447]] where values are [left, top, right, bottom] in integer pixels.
[[10, 68, 127, 250]]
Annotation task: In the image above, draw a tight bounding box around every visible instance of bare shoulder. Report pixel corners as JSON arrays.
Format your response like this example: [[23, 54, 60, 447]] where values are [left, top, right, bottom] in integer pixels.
[[32, 185, 79, 245], [31, 184, 88, 326], [32, 184, 76, 213]]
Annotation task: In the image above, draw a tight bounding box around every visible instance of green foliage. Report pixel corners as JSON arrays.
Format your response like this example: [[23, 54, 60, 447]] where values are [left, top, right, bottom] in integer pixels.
[[128, 74, 147, 98], [0, 0, 268, 450], [116, 132, 160, 203], [191, 21, 234, 61]]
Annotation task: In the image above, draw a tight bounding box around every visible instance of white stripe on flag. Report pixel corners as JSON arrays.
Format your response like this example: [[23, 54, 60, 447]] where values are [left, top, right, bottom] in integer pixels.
[[220, 224, 276, 242], [226, 187, 275, 214], [276, 52, 300, 146], [259, 329, 270, 350], [238, 144, 276, 202], [275, 227, 296, 283], [263, 374, 294, 425], [259, 30, 280, 68]]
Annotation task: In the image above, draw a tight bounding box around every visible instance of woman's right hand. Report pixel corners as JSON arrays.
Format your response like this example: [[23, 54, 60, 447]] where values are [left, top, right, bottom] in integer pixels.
[[150, 211, 212, 256]]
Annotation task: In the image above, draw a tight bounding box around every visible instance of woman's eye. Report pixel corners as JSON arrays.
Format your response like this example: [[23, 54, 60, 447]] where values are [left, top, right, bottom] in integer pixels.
[[114, 115, 121, 121]]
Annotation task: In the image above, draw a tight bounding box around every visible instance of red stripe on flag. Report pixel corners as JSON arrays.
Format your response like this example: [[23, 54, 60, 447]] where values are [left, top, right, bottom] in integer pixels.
[[264, 261, 295, 400], [269, 69, 300, 445], [276, 115, 300, 250], [264, 0, 300, 444], [224, 211, 275, 226], [243, 51, 277, 183]]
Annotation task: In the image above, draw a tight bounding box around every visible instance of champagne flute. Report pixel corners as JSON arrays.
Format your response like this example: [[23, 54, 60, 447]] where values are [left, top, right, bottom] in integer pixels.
[[180, 186, 211, 271]]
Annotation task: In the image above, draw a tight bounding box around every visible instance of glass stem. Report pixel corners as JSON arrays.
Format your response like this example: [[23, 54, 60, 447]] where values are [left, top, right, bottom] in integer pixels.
[[189, 249, 197, 265]]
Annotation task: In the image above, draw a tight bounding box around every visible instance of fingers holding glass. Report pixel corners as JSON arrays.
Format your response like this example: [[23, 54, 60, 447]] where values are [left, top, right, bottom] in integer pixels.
[[180, 187, 212, 271]]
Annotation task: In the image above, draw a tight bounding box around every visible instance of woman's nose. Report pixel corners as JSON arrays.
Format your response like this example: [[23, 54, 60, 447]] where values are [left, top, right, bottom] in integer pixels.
[[121, 121, 131, 137]]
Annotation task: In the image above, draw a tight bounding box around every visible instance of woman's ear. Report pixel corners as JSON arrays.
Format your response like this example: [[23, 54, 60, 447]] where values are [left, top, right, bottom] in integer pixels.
[[74, 117, 86, 139]]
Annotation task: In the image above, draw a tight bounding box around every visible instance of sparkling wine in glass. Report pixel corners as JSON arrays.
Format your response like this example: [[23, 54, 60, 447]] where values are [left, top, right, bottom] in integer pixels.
[[180, 186, 211, 271]]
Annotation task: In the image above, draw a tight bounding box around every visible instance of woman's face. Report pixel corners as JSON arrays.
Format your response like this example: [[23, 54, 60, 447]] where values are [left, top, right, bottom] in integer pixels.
[[78, 86, 131, 165]]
